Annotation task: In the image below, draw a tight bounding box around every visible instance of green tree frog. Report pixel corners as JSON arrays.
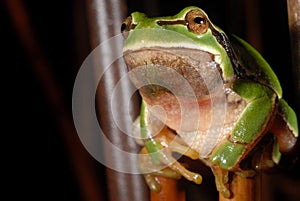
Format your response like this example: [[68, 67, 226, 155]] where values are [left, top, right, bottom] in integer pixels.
[[121, 6, 298, 198]]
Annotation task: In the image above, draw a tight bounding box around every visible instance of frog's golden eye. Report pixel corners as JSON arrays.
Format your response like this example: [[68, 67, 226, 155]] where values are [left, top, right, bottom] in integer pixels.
[[185, 10, 209, 34], [121, 16, 136, 38]]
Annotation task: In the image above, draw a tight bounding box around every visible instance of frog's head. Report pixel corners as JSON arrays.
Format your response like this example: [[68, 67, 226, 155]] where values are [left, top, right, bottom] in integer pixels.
[[122, 7, 235, 98]]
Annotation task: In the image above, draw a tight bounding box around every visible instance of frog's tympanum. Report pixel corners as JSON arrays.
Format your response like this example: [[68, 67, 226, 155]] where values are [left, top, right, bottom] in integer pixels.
[[121, 7, 298, 198]]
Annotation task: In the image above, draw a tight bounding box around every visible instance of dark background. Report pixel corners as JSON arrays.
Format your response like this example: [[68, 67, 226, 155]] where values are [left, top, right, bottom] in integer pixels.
[[2, 0, 299, 200]]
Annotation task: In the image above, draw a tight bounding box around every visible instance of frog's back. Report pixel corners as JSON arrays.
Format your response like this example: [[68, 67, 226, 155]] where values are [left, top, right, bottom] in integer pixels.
[[229, 35, 282, 98]]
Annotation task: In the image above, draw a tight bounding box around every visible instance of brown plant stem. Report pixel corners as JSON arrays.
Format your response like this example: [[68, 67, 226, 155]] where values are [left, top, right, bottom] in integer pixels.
[[219, 175, 258, 201], [151, 177, 185, 201]]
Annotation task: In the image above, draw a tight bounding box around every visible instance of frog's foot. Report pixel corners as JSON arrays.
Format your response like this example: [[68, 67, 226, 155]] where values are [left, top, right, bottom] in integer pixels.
[[159, 149, 202, 184], [211, 165, 231, 198], [138, 134, 202, 192], [143, 168, 183, 192], [138, 147, 182, 192]]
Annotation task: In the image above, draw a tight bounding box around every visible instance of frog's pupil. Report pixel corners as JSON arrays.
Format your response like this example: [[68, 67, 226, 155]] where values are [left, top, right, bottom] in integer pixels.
[[194, 17, 205, 24]]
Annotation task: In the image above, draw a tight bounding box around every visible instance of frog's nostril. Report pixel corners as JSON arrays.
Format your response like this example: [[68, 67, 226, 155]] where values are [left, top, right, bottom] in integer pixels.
[[121, 16, 133, 38], [121, 22, 127, 33]]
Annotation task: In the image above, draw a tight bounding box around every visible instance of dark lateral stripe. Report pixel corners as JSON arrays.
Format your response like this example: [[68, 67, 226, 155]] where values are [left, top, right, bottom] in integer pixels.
[[210, 26, 246, 79], [156, 20, 187, 26]]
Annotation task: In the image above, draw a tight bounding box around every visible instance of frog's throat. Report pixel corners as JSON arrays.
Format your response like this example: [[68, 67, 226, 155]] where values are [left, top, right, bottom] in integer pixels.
[[123, 47, 223, 98]]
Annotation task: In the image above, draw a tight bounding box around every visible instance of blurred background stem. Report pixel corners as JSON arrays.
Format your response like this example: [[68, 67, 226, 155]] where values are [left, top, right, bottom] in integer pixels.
[[287, 0, 300, 116]]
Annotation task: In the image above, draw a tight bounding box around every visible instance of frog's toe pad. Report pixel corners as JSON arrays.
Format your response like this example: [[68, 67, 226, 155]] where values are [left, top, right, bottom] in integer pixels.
[[191, 173, 202, 184], [144, 174, 161, 192], [220, 188, 231, 198]]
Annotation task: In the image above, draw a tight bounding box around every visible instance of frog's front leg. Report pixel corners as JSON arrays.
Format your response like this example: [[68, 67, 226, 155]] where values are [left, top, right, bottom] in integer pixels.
[[212, 80, 277, 168], [210, 80, 277, 197], [211, 165, 230, 198], [138, 100, 202, 192], [138, 127, 202, 192]]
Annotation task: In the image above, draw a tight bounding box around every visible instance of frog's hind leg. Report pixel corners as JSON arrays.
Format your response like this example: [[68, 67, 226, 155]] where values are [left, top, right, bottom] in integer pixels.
[[269, 99, 298, 153]]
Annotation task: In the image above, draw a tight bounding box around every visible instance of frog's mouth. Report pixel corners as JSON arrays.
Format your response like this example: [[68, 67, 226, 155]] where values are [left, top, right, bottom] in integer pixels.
[[123, 47, 223, 99]]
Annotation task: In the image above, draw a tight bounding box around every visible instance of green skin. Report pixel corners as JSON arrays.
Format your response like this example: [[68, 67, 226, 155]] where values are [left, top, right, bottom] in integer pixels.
[[122, 6, 298, 198]]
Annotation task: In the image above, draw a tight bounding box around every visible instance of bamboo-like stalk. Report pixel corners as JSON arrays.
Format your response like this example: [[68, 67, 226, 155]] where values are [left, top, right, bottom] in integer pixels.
[[86, 0, 150, 200], [287, 0, 300, 115]]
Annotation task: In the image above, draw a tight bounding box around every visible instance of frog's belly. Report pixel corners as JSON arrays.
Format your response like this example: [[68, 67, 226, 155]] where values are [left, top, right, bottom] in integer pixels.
[[143, 88, 247, 159], [177, 90, 247, 158]]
